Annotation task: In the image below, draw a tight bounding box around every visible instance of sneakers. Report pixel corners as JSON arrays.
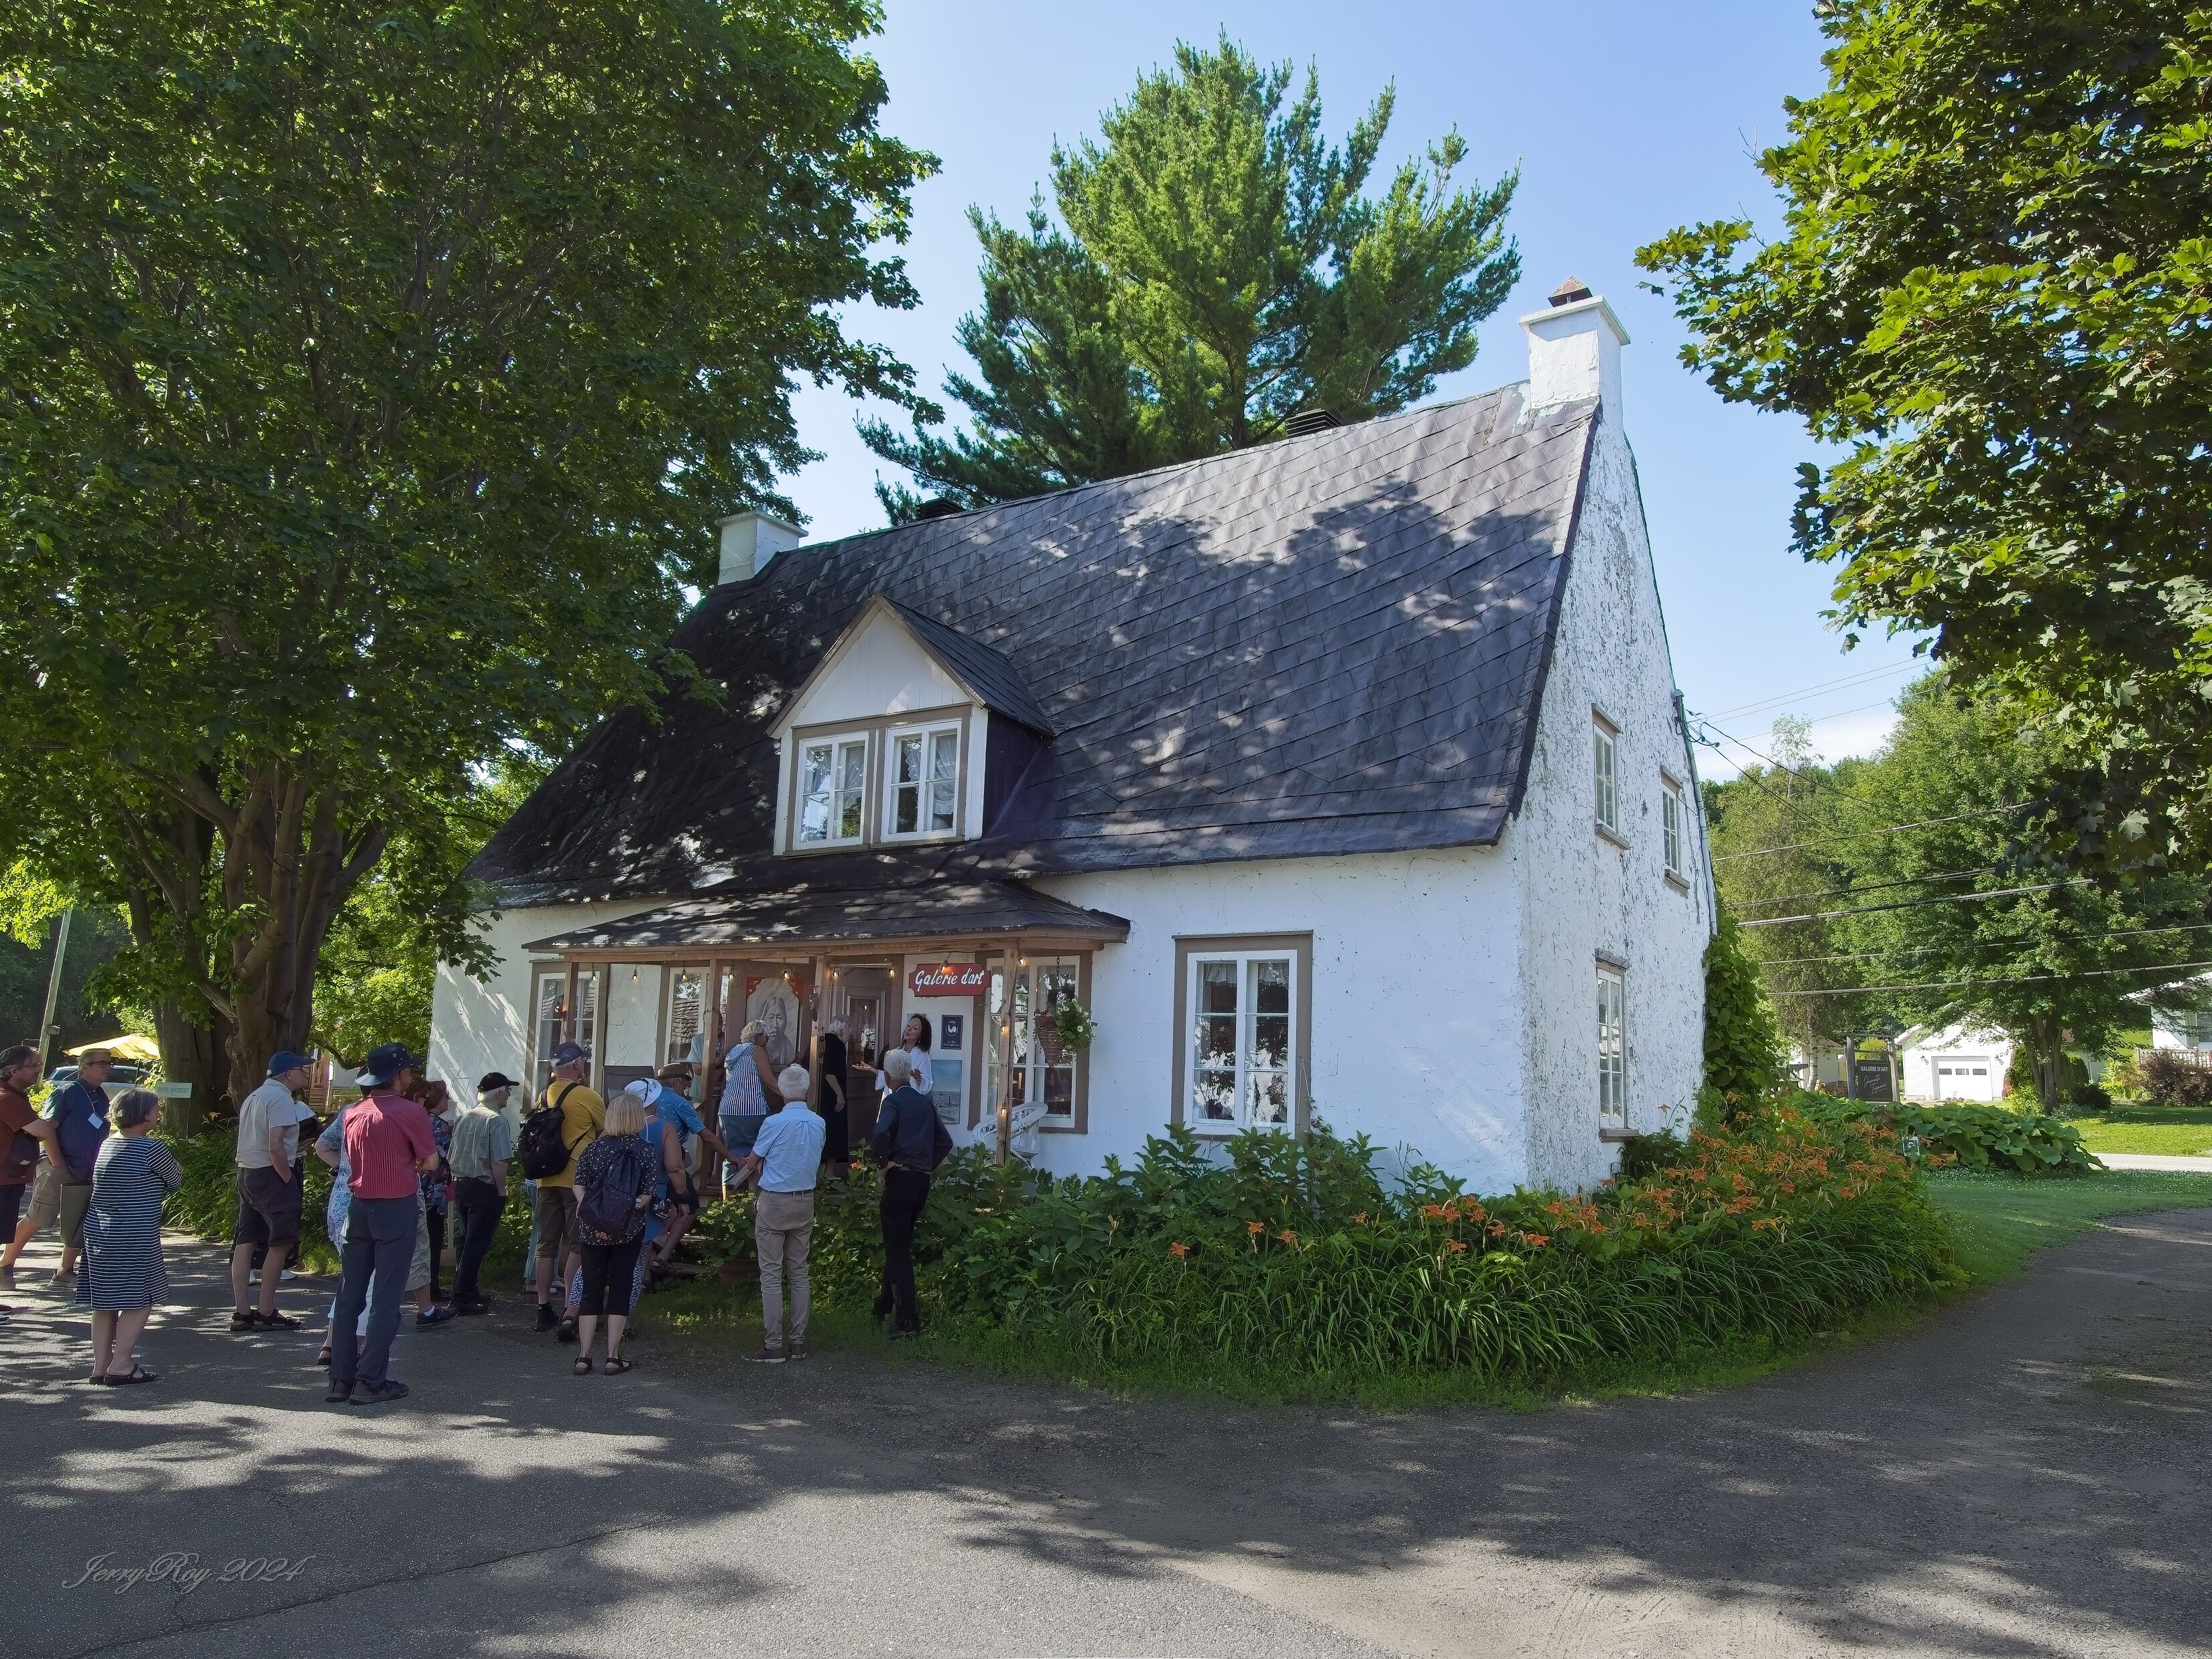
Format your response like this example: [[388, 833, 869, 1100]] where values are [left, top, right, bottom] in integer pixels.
[[355, 1380, 410, 1405], [887, 1328, 920, 1342], [534, 1302, 558, 1333], [324, 1380, 353, 1404], [745, 1343, 786, 1364], [785, 1340, 808, 1361]]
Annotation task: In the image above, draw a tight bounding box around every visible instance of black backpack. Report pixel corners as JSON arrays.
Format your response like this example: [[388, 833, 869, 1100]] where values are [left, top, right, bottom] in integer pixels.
[[517, 1083, 582, 1180], [576, 1137, 654, 1242]]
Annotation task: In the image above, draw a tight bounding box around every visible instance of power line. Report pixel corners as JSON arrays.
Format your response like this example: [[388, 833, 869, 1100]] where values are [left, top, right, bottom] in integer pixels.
[[1754, 918, 2212, 967], [1712, 802, 2033, 863], [1707, 660, 1919, 722], [1735, 864, 1997, 910], [1739, 879, 2095, 928], [1767, 957, 2212, 998], [1723, 697, 1912, 753]]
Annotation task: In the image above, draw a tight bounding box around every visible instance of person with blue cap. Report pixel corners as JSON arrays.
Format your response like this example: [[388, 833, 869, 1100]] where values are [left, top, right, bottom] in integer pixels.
[[230, 1049, 314, 1331]]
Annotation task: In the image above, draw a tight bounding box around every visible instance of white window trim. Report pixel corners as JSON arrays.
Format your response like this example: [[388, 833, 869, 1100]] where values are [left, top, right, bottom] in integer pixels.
[[1184, 948, 1300, 1135], [797, 733, 870, 848], [1593, 715, 1620, 838], [985, 955, 1087, 1127], [1660, 774, 1685, 879], [882, 720, 963, 842], [1597, 963, 1627, 1133]]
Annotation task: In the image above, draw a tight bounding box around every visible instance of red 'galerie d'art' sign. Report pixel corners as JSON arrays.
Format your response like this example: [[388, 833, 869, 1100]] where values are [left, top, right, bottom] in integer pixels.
[[909, 963, 987, 996]]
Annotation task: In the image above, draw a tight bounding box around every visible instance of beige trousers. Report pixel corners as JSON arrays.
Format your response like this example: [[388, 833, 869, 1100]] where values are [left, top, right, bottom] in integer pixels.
[[754, 1190, 815, 1349]]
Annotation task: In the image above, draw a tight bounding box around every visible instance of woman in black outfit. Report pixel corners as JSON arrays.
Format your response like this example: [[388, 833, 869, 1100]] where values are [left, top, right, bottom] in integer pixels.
[[816, 1020, 850, 1171], [570, 1095, 654, 1375]]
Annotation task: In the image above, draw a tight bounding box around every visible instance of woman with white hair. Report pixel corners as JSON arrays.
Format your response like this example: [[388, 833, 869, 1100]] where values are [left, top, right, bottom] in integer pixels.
[[568, 1093, 657, 1375], [716, 1020, 780, 1197], [76, 1089, 180, 1384]]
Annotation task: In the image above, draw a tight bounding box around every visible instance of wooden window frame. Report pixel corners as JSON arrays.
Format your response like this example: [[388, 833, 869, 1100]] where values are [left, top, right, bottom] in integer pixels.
[[1660, 770, 1687, 887], [1597, 961, 1627, 1137], [882, 719, 965, 844], [1593, 709, 1621, 842], [781, 701, 973, 857], [1171, 933, 1313, 1138]]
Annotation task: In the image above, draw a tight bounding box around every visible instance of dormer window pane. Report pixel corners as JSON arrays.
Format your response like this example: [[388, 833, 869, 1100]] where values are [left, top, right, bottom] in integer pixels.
[[889, 722, 961, 839], [799, 737, 866, 846]]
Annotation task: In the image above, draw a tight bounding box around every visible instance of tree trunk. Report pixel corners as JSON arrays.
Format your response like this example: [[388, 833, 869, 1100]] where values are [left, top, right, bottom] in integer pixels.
[[2028, 1016, 2063, 1112], [154, 998, 229, 1135]]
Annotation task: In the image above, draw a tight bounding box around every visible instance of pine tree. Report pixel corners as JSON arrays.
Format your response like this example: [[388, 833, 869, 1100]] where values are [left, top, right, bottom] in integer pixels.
[[862, 34, 1519, 517]]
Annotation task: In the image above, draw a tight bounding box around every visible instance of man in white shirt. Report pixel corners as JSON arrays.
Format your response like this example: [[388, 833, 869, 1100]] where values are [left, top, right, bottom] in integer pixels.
[[230, 1050, 313, 1331]]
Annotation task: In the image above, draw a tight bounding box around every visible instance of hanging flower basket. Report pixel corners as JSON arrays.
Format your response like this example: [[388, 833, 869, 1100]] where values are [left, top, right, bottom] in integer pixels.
[[1049, 997, 1097, 1054]]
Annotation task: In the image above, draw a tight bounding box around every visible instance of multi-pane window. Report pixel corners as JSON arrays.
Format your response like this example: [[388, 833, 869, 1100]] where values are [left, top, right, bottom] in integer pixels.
[[1597, 965, 1626, 1131], [1593, 718, 1619, 835], [664, 967, 706, 1099], [798, 737, 867, 845], [1189, 953, 1295, 1131], [887, 724, 960, 837], [986, 957, 1080, 1121], [1662, 778, 1684, 878], [532, 967, 598, 1096]]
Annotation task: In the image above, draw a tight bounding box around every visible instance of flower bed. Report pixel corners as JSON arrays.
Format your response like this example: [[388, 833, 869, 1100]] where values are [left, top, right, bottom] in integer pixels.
[[691, 1109, 1957, 1391]]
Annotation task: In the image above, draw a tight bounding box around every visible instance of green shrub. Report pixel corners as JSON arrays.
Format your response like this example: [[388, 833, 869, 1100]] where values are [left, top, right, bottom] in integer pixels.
[[1614, 1130, 1686, 1181], [1701, 907, 1785, 1119], [1796, 1096, 2099, 1176], [161, 1128, 341, 1272], [690, 1111, 1955, 1389], [2138, 1050, 2212, 1107]]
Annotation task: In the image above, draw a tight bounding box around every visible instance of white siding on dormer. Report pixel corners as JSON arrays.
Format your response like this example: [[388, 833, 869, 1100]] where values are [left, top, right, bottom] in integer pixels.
[[780, 606, 969, 731]]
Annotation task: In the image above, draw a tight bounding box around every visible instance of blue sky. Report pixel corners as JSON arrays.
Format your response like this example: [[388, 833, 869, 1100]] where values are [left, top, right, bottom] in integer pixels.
[[778, 0, 1924, 775]]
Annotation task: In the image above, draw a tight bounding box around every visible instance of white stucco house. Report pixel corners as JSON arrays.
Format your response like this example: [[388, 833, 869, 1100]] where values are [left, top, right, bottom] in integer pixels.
[[1897, 1021, 2014, 1104], [429, 279, 1715, 1193]]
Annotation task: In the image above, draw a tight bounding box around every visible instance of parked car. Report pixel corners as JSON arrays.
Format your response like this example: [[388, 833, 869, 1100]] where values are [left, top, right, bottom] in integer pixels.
[[46, 1062, 150, 1100]]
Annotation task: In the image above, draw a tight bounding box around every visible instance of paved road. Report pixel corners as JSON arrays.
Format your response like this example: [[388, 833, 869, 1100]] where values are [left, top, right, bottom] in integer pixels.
[[5, 1208, 2212, 1659], [2093, 1152, 2212, 1172]]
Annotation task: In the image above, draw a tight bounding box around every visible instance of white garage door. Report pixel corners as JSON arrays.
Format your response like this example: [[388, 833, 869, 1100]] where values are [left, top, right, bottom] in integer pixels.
[[1934, 1056, 1999, 1102]]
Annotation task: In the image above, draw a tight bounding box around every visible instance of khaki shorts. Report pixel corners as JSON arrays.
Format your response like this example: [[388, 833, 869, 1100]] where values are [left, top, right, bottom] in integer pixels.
[[25, 1165, 91, 1245], [533, 1184, 578, 1261]]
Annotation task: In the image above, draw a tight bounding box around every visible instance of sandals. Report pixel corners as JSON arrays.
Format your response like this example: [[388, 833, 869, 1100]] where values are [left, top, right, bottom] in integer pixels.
[[103, 1365, 159, 1386], [556, 1316, 578, 1345], [572, 1355, 593, 1375], [315, 1346, 332, 1367], [603, 1356, 633, 1376]]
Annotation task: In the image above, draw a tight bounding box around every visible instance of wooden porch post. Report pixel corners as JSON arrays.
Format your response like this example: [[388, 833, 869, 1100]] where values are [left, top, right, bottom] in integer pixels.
[[995, 937, 1018, 1166]]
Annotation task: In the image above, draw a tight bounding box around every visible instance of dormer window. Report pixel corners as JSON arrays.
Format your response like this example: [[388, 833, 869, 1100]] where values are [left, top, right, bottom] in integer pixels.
[[887, 723, 961, 839], [798, 735, 868, 845]]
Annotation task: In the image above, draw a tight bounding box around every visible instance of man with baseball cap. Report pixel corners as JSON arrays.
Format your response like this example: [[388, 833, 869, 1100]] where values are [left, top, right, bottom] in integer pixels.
[[230, 1050, 314, 1331], [327, 1042, 437, 1404], [446, 1071, 518, 1314], [528, 1042, 603, 1338], [34, 1048, 112, 1287]]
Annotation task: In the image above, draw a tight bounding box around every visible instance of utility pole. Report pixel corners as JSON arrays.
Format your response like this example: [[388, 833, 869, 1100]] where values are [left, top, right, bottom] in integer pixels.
[[36, 907, 74, 1075]]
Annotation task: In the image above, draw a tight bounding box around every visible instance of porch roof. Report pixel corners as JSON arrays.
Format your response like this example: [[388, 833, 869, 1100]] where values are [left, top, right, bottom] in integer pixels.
[[521, 877, 1129, 956]]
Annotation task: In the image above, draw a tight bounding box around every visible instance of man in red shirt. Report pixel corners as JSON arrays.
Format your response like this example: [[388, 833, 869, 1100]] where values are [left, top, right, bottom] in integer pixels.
[[328, 1043, 437, 1405], [0, 1044, 60, 1298]]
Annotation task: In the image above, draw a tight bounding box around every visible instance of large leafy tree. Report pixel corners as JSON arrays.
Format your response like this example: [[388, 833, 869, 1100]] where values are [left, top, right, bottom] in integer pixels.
[[1709, 680, 2212, 1107], [1637, 1, 2212, 869], [0, 1, 931, 1098], [863, 33, 1520, 515]]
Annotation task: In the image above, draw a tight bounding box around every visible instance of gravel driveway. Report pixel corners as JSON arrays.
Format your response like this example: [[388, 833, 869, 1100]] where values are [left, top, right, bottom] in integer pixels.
[[5, 1207, 2209, 1659]]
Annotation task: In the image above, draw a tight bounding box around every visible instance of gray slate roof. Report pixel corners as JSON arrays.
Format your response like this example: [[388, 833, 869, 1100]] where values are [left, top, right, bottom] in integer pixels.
[[474, 384, 1599, 906], [887, 601, 1057, 736], [524, 878, 1128, 954]]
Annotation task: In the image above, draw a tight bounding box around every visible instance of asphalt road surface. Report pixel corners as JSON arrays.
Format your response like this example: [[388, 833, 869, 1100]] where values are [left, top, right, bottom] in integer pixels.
[[5, 1208, 2211, 1659]]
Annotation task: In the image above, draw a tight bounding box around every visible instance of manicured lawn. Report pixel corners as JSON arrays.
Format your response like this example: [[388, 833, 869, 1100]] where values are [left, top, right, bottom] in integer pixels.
[[2067, 1105, 2212, 1157], [1924, 1168, 2212, 1282]]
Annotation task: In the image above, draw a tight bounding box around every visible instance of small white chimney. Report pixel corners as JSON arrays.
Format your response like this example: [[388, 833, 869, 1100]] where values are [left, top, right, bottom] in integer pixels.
[[716, 509, 804, 585], [1520, 276, 1630, 418]]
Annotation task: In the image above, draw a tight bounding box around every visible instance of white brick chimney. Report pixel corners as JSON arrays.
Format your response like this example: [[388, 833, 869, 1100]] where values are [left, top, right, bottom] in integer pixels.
[[1520, 276, 1630, 418], [717, 509, 804, 585]]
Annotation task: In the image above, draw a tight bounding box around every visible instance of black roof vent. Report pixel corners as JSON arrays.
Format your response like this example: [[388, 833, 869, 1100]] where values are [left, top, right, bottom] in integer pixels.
[[1548, 276, 1595, 306], [914, 497, 965, 521], [1282, 407, 1341, 438]]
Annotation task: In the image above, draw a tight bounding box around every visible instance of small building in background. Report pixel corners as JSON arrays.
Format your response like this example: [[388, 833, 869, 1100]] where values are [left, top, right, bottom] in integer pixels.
[[1897, 1020, 2014, 1104]]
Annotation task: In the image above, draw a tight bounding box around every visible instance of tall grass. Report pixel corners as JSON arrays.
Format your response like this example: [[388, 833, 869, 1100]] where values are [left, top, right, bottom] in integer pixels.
[[693, 1111, 1958, 1392]]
